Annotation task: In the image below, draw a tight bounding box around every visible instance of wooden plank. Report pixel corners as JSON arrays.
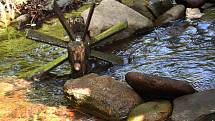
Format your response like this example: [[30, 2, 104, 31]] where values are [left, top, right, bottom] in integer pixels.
[[24, 53, 68, 79], [91, 50, 123, 64], [92, 21, 128, 45], [53, 0, 76, 41], [26, 29, 68, 48]]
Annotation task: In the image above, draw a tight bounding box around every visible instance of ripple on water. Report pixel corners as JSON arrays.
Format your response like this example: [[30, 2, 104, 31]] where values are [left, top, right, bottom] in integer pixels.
[[102, 20, 215, 91]]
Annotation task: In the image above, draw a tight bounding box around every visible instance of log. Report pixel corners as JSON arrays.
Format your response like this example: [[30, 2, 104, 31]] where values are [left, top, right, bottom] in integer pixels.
[[92, 21, 128, 45], [24, 53, 68, 79], [125, 72, 196, 99]]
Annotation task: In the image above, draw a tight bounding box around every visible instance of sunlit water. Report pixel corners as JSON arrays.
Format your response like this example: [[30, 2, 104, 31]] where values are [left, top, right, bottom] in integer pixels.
[[102, 19, 215, 91], [0, 19, 215, 92]]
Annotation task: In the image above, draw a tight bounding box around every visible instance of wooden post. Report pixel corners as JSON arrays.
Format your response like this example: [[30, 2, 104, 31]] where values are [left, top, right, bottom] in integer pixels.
[[67, 41, 88, 78]]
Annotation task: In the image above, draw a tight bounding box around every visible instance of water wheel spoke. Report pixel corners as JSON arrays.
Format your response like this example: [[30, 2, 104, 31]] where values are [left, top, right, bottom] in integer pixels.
[[26, 29, 68, 48]]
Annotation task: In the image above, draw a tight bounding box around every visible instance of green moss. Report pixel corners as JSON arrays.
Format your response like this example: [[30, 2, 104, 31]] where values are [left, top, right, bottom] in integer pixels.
[[202, 8, 215, 21], [65, 4, 91, 18], [0, 4, 90, 78], [121, 0, 134, 7]]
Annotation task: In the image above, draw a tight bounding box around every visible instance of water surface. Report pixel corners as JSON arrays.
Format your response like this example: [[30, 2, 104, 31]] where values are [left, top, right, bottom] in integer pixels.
[[102, 19, 215, 91]]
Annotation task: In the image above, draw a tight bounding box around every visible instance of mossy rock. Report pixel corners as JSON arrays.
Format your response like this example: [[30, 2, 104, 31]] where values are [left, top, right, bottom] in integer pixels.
[[202, 7, 215, 20], [127, 100, 172, 121]]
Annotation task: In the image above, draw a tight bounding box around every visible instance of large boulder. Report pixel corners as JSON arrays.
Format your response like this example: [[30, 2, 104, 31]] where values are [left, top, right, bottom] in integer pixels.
[[121, 0, 173, 20], [127, 100, 172, 121], [81, 0, 153, 43], [64, 73, 142, 120], [155, 5, 186, 26], [171, 89, 215, 121], [125, 72, 195, 99]]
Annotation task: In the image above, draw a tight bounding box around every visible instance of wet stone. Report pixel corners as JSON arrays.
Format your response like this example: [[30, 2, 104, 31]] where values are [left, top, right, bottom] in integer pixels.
[[64, 73, 142, 120], [127, 100, 172, 121], [125, 72, 195, 99], [171, 89, 215, 121]]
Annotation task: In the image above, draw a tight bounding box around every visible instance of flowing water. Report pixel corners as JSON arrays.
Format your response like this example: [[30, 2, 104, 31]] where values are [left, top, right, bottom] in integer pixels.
[[0, 13, 215, 120], [102, 19, 215, 91]]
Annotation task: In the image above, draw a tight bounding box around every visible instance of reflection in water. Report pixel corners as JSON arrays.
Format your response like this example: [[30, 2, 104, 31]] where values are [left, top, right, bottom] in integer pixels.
[[102, 20, 215, 91]]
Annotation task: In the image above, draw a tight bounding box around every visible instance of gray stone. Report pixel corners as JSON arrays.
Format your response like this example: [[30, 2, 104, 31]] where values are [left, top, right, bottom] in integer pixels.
[[171, 89, 215, 121], [121, 0, 173, 20], [155, 5, 185, 26], [44, 0, 74, 11], [81, 0, 153, 43], [64, 73, 142, 120], [127, 100, 172, 121]]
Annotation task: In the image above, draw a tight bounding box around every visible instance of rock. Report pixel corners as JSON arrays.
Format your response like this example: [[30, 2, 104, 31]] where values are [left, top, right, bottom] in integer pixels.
[[186, 8, 204, 19], [175, 0, 205, 8], [171, 89, 215, 121], [155, 5, 185, 26], [195, 112, 215, 121], [81, 0, 153, 43], [64, 73, 142, 120], [121, 0, 173, 20], [127, 100, 172, 121], [125, 72, 195, 99], [44, 0, 74, 11]]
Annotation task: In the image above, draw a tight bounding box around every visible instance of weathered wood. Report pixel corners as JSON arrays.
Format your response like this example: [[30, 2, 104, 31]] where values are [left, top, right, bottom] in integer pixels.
[[53, 0, 76, 41], [92, 21, 128, 45], [26, 29, 68, 48], [91, 50, 123, 65], [24, 53, 68, 79], [26, 29, 123, 65], [67, 41, 87, 77], [82, 3, 96, 43]]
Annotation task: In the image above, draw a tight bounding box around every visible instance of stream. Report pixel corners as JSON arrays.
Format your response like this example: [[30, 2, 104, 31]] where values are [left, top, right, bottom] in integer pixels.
[[102, 19, 215, 91], [0, 14, 215, 120]]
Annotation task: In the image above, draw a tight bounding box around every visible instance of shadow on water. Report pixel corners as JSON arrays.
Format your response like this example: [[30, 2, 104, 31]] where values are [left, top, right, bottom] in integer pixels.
[[100, 19, 215, 91]]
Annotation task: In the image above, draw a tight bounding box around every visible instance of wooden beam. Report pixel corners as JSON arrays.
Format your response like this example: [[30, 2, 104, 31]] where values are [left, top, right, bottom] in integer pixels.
[[26, 29, 123, 64], [91, 50, 123, 65], [92, 21, 128, 45], [53, 0, 76, 41], [26, 29, 68, 48], [23, 53, 68, 79], [82, 2, 96, 43]]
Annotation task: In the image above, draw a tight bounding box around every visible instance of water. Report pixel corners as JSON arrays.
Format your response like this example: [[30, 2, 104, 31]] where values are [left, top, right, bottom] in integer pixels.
[[102, 19, 215, 91]]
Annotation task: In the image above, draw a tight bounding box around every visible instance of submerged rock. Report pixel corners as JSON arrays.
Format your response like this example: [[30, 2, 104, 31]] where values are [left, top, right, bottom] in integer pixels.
[[81, 0, 153, 44], [125, 72, 195, 99], [171, 89, 215, 121], [155, 5, 185, 26], [64, 73, 142, 120], [127, 100, 172, 121]]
